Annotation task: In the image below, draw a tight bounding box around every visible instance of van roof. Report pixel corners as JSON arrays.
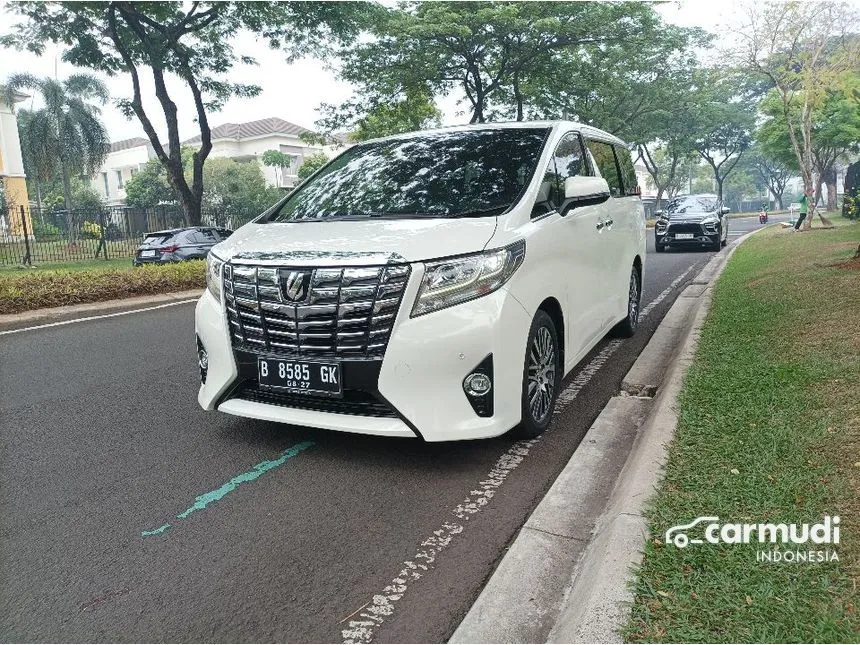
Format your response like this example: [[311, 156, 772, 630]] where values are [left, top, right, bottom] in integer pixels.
[[361, 120, 629, 148]]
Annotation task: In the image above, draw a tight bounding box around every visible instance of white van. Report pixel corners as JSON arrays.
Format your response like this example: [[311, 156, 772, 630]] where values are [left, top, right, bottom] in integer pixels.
[[195, 121, 646, 442]]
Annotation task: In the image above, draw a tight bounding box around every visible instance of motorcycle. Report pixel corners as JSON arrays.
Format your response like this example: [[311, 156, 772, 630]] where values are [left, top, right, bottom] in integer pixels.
[[759, 210, 769, 224]]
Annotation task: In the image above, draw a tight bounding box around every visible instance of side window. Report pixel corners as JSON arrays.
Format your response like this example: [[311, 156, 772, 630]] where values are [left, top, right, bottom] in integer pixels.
[[534, 132, 590, 217], [197, 229, 219, 244], [586, 140, 623, 198], [554, 133, 590, 184], [614, 145, 638, 196]]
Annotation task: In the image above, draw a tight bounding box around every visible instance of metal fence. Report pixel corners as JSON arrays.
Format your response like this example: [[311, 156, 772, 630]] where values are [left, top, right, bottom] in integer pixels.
[[0, 205, 260, 266]]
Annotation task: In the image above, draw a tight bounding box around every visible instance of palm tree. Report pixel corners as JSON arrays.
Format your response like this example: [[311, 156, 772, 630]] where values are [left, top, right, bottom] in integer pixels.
[[3, 73, 110, 244], [15, 108, 57, 212]]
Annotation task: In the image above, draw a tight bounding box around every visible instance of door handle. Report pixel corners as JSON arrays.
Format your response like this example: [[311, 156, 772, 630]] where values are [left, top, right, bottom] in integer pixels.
[[596, 221, 604, 231], [605, 218, 614, 228]]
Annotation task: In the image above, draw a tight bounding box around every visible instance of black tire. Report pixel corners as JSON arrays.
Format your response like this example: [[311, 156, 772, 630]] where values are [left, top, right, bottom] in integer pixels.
[[511, 310, 560, 439], [610, 264, 641, 338], [655, 241, 665, 253], [710, 229, 722, 251], [721, 225, 728, 247]]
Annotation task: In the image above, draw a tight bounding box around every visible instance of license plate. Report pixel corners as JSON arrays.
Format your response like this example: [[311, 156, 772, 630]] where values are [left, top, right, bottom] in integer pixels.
[[674, 233, 695, 240], [257, 358, 342, 396], [141, 250, 156, 257]]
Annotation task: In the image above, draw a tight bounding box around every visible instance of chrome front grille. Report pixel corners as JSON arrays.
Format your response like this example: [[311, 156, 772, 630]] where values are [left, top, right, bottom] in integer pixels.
[[224, 263, 411, 358]]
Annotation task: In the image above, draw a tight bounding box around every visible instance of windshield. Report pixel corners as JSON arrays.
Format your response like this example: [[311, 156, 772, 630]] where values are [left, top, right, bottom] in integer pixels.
[[667, 196, 718, 214], [265, 128, 550, 222]]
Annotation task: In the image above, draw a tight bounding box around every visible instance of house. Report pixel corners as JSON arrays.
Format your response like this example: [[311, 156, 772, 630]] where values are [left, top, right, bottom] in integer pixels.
[[0, 86, 32, 240], [91, 137, 156, 206], [182, 117, 327, 189]]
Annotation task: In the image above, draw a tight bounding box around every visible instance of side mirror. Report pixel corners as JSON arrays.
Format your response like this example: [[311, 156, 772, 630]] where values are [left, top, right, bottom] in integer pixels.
[[653, 209, 665, 217], [564, 176, 611, 203], [720, 206, 730, 215]]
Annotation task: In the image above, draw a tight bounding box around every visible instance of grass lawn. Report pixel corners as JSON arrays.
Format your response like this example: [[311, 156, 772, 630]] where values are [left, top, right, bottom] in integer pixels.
[[0, 260, 205, 314], [624, 220, 860, 642]]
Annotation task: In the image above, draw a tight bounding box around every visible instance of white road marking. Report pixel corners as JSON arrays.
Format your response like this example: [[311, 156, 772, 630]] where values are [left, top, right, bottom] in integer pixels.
[[0, 299, 198, 336], [341, 262, 701, 643]]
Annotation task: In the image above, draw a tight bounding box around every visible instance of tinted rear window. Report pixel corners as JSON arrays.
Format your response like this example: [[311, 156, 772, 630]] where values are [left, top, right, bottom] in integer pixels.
[[265, 128, 551, 221], [142, 234, 172, 245]]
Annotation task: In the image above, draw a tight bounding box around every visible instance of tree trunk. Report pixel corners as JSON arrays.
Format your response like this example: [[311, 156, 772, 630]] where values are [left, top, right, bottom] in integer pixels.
[[716, 177, 724, 202], [823, 166, 837, 211], [655, 188, 664, 210], [61, 165, 77, 246], [513, 72, 524, 121], [776, 193, 784, 210], [34, 179, 43, 211]]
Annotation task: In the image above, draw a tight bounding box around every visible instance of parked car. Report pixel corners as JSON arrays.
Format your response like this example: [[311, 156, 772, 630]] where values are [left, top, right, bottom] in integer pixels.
[[195, 121, 646, 442], [653, 194, 729, 252], [133, 227, 233, 266]]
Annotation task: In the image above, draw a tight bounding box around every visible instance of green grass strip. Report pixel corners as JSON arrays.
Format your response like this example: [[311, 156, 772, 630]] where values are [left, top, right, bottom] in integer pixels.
[[624, 223, 860, 643]]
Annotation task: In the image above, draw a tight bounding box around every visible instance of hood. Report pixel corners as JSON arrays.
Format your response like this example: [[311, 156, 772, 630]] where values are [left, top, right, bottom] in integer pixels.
[[211, 218, 498, 266], [666, 211, 719, 222]]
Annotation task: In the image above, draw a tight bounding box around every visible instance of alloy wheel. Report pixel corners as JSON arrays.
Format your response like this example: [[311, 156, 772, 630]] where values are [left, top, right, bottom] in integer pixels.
[[527, 326, 556, 424], [628, 271, 640, 328]]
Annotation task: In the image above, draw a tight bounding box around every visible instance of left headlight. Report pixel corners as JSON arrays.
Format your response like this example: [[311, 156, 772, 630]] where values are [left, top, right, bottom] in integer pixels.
[[411, 240, 525, 317], [206, 252, 224, 301]]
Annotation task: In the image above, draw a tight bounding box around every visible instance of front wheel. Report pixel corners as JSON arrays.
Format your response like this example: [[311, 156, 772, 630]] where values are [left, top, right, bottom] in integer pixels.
[[511, 310, 560, 439], [655, 241, 665, 253], [710, 229, 722, 251]]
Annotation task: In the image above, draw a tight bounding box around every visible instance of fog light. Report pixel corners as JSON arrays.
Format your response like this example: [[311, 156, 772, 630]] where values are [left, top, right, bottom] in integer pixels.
[[464, 373, 492, 396], [463, 355, 494, 417], [196, 336, 208, 383]]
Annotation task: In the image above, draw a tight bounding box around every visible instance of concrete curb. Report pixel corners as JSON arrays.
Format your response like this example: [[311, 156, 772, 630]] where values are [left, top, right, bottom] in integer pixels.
[[451, 230, 759, 644], [0, 289, 203, 332]]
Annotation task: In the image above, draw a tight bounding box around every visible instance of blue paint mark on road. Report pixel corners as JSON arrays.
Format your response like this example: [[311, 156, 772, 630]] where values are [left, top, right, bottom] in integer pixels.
[[141, 440, 314, 537], [142, 523, 171, 536]]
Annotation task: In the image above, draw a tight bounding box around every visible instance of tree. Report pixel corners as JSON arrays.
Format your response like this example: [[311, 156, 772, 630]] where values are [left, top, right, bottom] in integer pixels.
[[261, 149, 296, 188], [525, 21, 710, 144], [2, 2, 375, 226], [201, 157, 282, 224], [326, 2, 664, 128], [693, 78, 755, 199], [297, 153, 330, 180], [16, 108, 58, 210], [757, 76, 860, 210], [319, 86, 442, 142], [638, 145, 696, 208], [2, 73, 109, 243], [730, 0, 860, 228], [124, 157, 179, 208], [747, 143, 794, 209]]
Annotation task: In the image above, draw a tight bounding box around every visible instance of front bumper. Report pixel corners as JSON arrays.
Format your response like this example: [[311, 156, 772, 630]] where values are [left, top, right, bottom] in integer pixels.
[[195, 273, 533, 442], [656, 222, 719, 246]]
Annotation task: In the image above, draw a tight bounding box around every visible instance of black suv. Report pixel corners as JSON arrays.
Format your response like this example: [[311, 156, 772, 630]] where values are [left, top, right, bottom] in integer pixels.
[[133, 227, 232, 266], [654, 194, 729, 252]]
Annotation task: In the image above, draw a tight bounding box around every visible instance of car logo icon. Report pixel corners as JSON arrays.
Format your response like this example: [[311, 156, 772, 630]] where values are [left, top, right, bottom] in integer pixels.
[[665, 516, 719, 548], [281, 270, 310, 303]]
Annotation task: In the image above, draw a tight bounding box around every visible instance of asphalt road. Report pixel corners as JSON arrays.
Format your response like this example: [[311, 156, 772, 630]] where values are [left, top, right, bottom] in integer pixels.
[[0, 215, 783, 643]]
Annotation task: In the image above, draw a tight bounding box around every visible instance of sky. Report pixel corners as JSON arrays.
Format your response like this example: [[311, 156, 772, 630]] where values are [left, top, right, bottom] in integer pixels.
[[0, 0, 734, 145]]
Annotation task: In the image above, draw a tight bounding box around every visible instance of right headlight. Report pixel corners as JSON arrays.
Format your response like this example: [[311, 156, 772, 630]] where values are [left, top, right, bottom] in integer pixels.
[[206, 252, 224, 301], [411, 240, 525, 317]]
